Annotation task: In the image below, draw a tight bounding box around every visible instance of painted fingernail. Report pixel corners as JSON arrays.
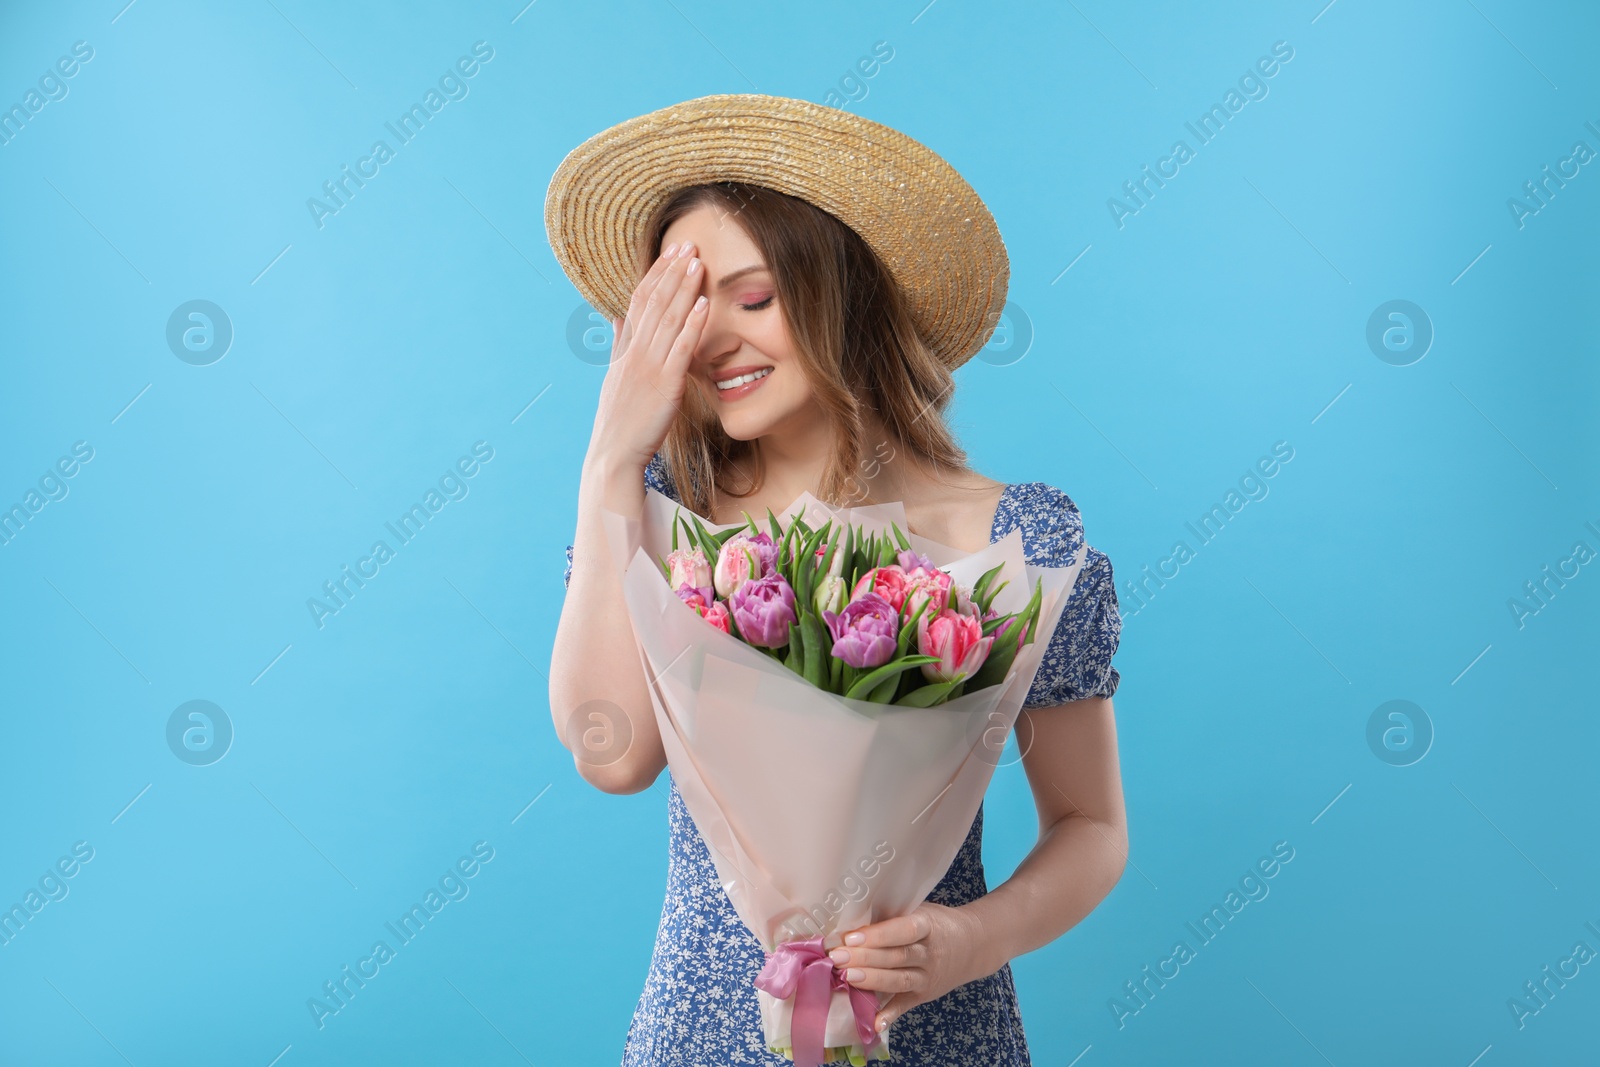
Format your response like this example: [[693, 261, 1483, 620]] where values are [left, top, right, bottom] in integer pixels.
[[876, 1017, 888, 1033], [676, 242, 694, 258], [845, 932, 865, 946], [662, 242, 678, 258], [687, 257, 701, 276], [693, 295, 707, 311], [829, 948, 849, 964], [846, 968, 864, 982]]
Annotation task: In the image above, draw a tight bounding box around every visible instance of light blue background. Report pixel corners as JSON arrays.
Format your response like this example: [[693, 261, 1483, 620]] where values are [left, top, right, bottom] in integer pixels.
[[2, 1, 1596, 1064]]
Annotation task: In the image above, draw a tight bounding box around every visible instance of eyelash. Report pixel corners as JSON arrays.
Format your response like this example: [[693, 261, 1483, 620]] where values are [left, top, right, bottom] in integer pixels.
[[739, 296, 774, 311]]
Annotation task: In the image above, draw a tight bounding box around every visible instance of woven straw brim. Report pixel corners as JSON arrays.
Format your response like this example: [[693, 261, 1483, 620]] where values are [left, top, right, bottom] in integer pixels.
[[544, 93, 1009, 371]]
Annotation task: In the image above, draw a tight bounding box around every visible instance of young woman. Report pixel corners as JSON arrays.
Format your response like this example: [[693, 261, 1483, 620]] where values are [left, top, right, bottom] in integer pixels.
[[548, 95, 1127, 1066]]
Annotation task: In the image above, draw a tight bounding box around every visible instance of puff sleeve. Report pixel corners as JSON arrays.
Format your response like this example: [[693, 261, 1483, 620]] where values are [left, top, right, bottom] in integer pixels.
[[1015, 484, 1123, 709]]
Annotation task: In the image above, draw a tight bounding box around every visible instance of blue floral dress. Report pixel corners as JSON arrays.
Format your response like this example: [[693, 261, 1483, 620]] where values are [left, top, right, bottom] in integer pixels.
[[563, 454, 1122, 1066]]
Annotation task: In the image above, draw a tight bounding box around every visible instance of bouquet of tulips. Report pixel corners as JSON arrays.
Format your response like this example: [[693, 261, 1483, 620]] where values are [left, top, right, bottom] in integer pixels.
[[658, 503, 1046, 708], [600, 486, 1089, 1067]]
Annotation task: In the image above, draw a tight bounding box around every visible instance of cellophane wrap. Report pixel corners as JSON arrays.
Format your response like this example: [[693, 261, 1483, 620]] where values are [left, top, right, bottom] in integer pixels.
[[600, 487, 1087, 1062]]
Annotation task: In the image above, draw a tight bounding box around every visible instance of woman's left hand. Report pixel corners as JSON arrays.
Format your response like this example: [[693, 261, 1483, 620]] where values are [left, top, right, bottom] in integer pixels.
[[828, 901, 992, 1033]]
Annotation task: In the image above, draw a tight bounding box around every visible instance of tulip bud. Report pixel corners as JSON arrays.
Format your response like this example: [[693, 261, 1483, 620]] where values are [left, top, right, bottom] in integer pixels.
[[714, 536, 762, 598], [916, 607, 994, 683], [814, 574, 846, 619], [666, 547, 712, 592]]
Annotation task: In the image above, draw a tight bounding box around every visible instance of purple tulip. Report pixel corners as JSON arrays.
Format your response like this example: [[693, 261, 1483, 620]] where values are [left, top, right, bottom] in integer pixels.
[[822, 591, 899, 669], [897, 548, 936, 574], [744, 532, 779, 576], [728, 573, 796, 648]]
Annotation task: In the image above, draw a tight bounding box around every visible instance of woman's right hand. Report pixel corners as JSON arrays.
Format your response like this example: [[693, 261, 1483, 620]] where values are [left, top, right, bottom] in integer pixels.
[[585, 240, 710, 473]]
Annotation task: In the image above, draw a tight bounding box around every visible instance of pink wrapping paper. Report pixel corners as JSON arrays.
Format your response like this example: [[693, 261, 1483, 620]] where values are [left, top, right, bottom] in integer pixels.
[[601, 487, 1088, 1061]]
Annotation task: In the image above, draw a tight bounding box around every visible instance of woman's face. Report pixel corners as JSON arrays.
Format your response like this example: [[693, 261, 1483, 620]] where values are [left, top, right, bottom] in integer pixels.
[[659, 204, 814, 442]]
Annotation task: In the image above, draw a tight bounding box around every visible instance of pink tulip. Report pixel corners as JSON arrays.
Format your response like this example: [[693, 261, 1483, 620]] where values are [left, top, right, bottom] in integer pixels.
[[850, 565, 909, 612], [916, 608, 994, 684], [666, 547, 712, 592], [674, 583, 716, 618], [902, 566, 952, 618], [704, 601, 731, 634], [714, 533, 778, 598]]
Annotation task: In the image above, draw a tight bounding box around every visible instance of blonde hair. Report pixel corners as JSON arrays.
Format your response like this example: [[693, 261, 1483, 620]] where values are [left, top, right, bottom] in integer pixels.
[[636, 181, 975, 517]]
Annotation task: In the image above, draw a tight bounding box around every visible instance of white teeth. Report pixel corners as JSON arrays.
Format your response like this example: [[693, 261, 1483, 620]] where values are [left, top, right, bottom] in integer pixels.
[[715, 367, 772, 390]]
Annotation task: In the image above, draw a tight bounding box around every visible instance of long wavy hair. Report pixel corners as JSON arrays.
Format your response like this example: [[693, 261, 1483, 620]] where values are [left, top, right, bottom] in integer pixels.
[[634, 181, 976, 518]]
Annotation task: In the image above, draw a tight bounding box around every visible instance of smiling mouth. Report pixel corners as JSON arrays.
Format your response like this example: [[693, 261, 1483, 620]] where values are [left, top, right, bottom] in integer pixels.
[[714, 367, 773, 391]]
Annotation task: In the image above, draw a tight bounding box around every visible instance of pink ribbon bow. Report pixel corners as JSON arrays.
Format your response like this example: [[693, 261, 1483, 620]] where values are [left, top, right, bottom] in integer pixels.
[[753, 935, 883, 1067]]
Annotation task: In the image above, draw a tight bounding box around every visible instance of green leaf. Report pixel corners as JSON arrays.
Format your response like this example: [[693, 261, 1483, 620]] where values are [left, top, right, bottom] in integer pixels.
[[688, 513, 722, 556], [784, 620, 805, 675], [895, 679, 961, 707], [818, 523, 843, 583], [675, 515, 692, 556], [868, 672, 899, 703], [782, 505, 809, 568], [844, 654, 940, 701], [814, 518, 834, 566], [1020, 577, 1044, 647], [793, 531, 819, 604], [829, 647, 843, 690], [801, 610, 825, 689], [671, 509, 680, 551], [778, 514, 799, 582], [971, 561, 1005, 605], [795, 526, 827, 606], [977, 577, 1010, 614], [768, 507, 783, 543], [897, 596, 930, 659], [981, 612, 1018, 637], [889, 520, 910, 551]]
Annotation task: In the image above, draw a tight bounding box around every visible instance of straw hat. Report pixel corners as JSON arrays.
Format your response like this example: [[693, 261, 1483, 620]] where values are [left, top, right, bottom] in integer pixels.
[[543, 93, 1009, 370]]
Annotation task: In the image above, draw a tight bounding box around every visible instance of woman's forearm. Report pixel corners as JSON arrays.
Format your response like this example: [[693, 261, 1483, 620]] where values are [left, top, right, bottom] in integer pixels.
[[548, 451, 668, 793], [962, 811, 1129, 977]]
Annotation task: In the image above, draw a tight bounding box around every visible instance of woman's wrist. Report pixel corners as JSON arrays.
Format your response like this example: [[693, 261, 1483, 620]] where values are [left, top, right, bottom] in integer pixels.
[[582, 450, 648, 516], [956, 894, 1020, 980]]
